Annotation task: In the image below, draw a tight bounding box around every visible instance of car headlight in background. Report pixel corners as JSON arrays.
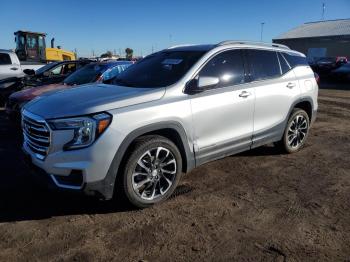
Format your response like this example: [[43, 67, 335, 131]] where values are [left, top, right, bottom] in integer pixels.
[[48, 113, 112, 150]]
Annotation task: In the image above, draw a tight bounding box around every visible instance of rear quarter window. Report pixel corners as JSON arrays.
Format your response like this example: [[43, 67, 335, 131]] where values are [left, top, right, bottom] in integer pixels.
[[282, 52, 308, 68]]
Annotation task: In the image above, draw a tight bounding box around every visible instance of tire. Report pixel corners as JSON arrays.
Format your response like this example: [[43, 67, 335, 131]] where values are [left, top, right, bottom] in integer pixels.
[[277, 108, 310, 154], [120, 135, 182, 208]]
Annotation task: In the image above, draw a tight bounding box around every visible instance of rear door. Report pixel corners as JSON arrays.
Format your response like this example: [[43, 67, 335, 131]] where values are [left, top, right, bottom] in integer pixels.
[[0, 53, 20, 80], [246, 49, 300, 147]]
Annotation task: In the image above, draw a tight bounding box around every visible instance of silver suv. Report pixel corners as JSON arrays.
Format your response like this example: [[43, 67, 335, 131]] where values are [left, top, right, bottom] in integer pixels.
[[22, 41, 318, 207]]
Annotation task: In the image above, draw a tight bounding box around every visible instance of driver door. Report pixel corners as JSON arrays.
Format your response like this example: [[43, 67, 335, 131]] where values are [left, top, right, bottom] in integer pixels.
[[189, 49, 255, 165]]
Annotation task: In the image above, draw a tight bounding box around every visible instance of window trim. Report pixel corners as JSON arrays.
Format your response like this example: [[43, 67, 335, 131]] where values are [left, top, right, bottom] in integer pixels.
[[186, 48, 247, 93], [277, 52, 293, 76], [245, 49, 282, 83]]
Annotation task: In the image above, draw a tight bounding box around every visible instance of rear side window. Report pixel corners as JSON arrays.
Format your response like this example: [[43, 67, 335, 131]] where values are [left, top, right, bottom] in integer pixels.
[[247, 50, 281, 81], [277, 52, 291, 74], [282, 52, 308, 67], [198, 50, 245, 88], [0, 53, 12, 65]]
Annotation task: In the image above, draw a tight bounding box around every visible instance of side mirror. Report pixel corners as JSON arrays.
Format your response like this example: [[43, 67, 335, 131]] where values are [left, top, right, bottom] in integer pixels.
[[185, 76, 219, 95], [43, 71, 50, 77], [23, 69, 35, 76], [198, 76, 219, 88]]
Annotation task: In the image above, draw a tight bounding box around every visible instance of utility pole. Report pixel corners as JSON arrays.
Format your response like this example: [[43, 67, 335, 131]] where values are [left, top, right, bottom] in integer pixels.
[[151, 45, 154, 53], [260, 22, 265, 42], [322, 3, 325, 20]]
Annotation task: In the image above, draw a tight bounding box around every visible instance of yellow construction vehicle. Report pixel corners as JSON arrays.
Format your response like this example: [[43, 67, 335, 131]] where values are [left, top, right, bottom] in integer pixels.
[[14, 30, 76, 64]]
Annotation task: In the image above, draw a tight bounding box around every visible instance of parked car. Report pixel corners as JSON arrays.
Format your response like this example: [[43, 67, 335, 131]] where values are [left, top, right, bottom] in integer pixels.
[[21, 41, 318, 208], [0, 49, 25, 80], [0, 59, 92, 105], [329, 62, 350, 82], [311, 56, 348, 75], [6, 61, 132, 121]]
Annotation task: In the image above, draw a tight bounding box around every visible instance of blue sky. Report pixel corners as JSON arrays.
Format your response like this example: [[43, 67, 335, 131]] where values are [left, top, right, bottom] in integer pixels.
[[0, 0, 349, 57]]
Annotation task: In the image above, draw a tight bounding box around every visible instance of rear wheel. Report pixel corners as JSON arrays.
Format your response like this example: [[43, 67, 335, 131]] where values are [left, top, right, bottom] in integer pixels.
[[121, 135, 182, 208], [277, 108, 310, 153]]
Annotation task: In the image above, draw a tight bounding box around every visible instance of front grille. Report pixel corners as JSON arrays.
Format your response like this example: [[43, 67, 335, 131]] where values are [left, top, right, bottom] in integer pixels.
[[22, 110, 51, 160]]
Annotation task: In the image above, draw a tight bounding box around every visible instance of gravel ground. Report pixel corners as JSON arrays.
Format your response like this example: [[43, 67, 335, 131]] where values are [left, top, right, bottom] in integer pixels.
[[0, 88, 349, 261]]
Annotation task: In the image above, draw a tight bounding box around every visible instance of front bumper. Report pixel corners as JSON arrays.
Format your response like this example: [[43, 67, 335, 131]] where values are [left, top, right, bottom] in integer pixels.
[[21, 114, 125, 200], [22, 144, 117, 199]]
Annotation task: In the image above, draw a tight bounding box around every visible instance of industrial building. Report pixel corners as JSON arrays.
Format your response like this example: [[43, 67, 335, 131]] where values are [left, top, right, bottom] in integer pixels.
[[273, 19, 350, 62]]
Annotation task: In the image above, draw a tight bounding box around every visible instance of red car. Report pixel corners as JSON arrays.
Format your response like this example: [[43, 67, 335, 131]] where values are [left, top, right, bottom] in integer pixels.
[[6, 61, 132, 121]]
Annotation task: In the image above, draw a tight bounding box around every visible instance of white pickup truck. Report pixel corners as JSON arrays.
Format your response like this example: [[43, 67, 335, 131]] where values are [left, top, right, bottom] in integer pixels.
[[0, 49, 44, 80]]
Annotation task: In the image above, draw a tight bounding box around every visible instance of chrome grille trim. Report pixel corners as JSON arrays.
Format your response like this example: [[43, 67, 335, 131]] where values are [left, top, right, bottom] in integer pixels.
[[22, 110, 51, 160]]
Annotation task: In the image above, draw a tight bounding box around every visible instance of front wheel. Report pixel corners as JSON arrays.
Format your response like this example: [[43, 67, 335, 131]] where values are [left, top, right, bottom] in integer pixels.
[[121, 135, 182, 208], [277, 108, 310, 153]]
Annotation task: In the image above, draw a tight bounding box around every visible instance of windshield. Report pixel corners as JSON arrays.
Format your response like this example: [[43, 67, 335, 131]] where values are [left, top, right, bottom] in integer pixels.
[[64, 63, 109, 85], [113, 51, 205, 88], [35, 62, 59, 75]]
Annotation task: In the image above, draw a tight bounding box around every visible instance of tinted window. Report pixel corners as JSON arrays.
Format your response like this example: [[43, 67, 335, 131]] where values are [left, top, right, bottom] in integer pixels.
[[62, 63, 76, 75], [0, 53, 11, 65], [35, 62, 59, 75], [278, 52, 291, 74], [282, 52, 308, 67], [104, 64, 131, 81], [198, 50, 245, 88], [247, 50, 281, 81], [114, 51, 205, 88], [64, 63, 110, 85]]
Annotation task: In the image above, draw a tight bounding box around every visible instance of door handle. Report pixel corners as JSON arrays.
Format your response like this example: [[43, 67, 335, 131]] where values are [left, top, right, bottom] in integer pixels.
[[10, 67, 19, 71], [286, 82, 296, 88], [239, 91, 251, 98]]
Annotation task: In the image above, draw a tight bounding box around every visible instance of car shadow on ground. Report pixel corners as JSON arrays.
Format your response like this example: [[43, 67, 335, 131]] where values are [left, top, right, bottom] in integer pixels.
[[0, 109, 135, 223]]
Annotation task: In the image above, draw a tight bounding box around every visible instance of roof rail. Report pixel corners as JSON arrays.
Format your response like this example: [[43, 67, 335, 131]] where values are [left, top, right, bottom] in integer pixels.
[[217, 40, 290, 50], [167, 44, 198, 49]]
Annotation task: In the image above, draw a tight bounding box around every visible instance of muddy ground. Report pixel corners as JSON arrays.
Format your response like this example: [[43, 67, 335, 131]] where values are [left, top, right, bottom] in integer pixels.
[[0, 88, 349, 261]]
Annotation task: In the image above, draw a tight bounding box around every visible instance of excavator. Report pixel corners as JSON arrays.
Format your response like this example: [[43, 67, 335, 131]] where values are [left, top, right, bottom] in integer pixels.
[[14, 30, 76, 65]]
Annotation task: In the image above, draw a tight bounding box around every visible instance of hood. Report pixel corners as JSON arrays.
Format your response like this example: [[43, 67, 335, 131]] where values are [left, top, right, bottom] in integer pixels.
[[24, 83, 165, 119], [10, 83, 70, 102]]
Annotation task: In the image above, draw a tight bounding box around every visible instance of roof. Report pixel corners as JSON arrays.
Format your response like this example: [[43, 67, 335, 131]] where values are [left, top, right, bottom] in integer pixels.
[[14, 30, 46, 36], [274, 19, 350, 40], [0, 49, 14, 54], [90, 61, 133, 68]]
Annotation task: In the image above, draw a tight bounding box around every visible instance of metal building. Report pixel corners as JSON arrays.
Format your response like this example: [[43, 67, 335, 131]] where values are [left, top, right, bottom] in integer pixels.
[[273, 19, 350, 62]]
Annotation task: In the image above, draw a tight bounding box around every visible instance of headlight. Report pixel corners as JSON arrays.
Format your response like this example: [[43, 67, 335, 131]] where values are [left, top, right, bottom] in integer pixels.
[[48, 113, 112, 150]]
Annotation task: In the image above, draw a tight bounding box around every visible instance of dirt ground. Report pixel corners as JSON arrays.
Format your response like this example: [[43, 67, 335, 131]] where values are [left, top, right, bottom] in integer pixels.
[[0, 88, 349, 262]]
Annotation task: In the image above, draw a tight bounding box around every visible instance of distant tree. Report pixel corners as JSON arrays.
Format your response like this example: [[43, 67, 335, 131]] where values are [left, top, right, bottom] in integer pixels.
[[100, 50, 113, 58], [125, 48, 133, 60]]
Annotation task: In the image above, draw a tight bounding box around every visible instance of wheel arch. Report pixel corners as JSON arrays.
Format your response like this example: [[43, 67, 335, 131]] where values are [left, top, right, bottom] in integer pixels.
[[293, 98, 313, 121], [91, 121, 195, 200]]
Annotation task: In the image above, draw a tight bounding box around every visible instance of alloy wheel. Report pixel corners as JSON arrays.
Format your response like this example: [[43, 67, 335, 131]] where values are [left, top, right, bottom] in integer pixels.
[[132, 147, 177, 201], [287, 114, 309, 148]]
